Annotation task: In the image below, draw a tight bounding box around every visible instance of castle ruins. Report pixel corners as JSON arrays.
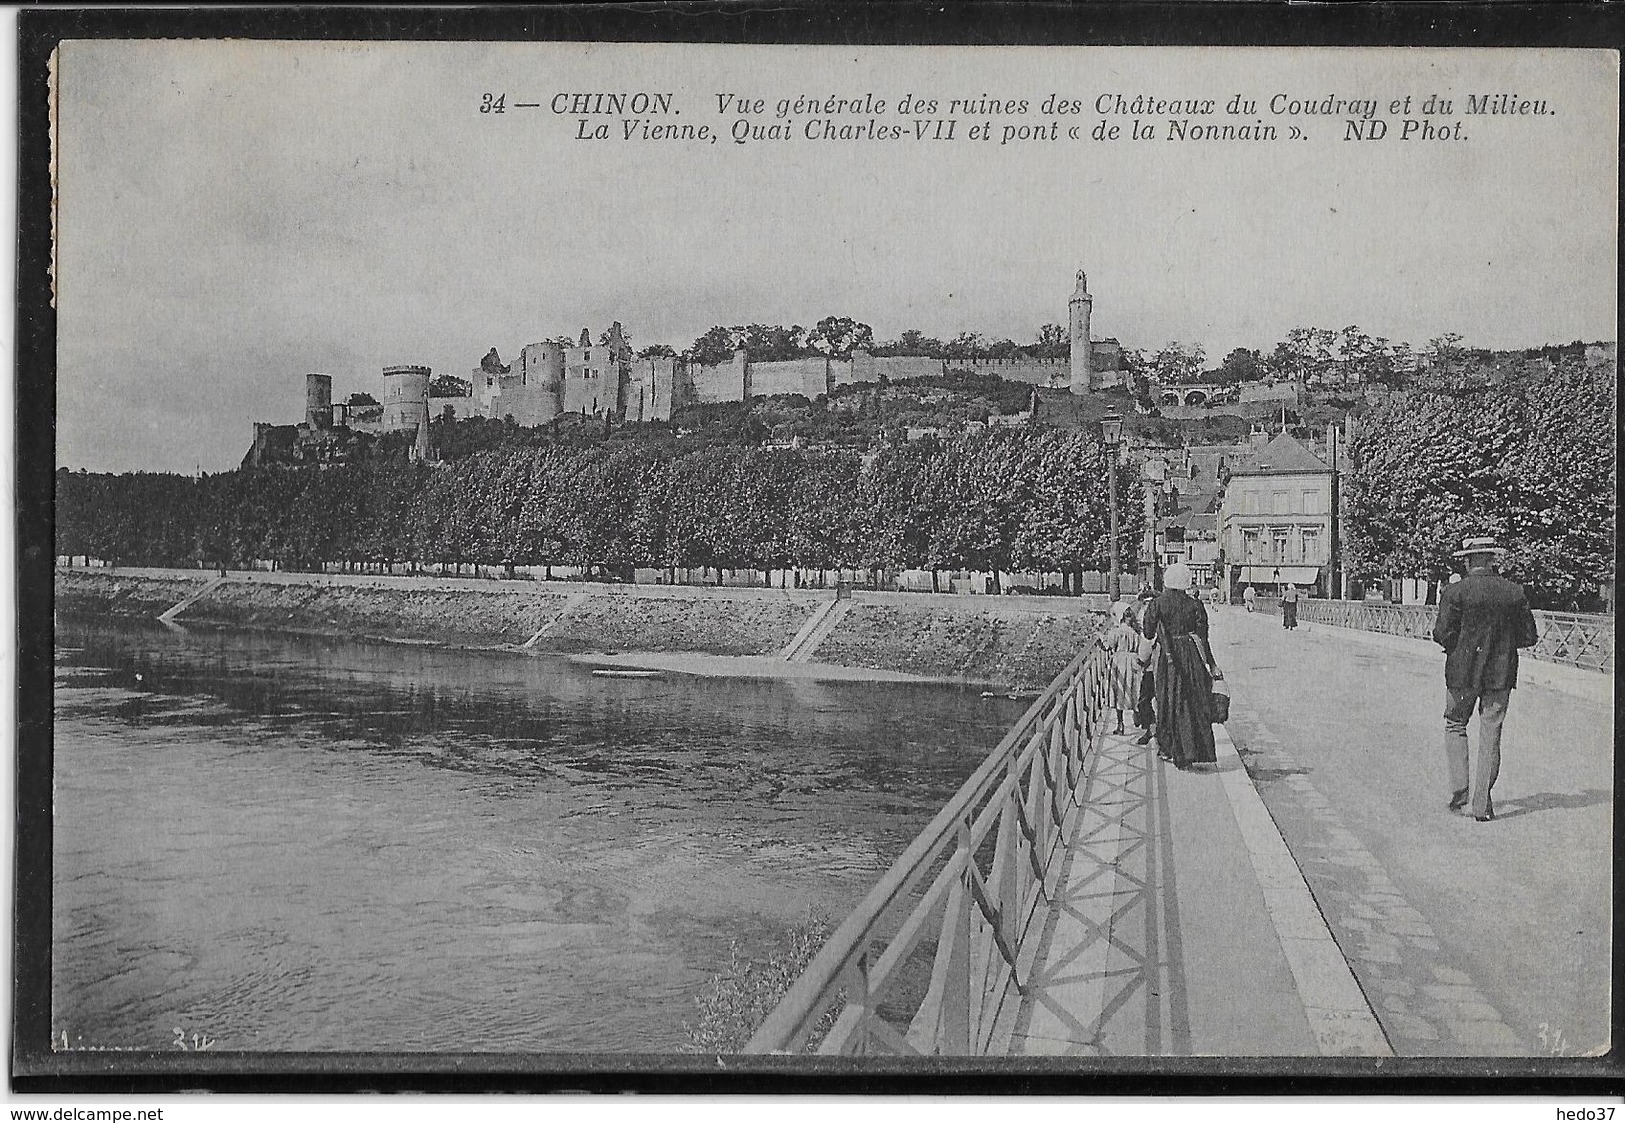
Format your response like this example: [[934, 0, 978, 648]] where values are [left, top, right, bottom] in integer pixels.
[[244, 272, 1124, 465]]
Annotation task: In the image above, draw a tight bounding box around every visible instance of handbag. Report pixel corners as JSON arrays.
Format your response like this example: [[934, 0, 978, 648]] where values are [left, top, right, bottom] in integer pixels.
[[1208, 670, 1231, 724], [1197, 635, 1230, 724]]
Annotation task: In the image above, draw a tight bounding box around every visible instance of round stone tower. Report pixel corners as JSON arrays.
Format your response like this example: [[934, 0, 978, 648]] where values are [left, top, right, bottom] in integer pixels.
[[305, 372, 333, 428], [382, 364, 432, 431], [521, 342, 567, 422], [1069, 269, 1093, 395]]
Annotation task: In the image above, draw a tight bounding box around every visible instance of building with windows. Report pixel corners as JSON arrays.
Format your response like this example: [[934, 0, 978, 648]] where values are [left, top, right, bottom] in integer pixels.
[[1158, 512, 1220, 589], [1218, 430, 1335, 598]]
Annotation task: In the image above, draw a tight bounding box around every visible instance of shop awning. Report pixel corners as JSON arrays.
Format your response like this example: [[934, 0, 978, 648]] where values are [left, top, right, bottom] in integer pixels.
[[1240, 565, 1321, 584]]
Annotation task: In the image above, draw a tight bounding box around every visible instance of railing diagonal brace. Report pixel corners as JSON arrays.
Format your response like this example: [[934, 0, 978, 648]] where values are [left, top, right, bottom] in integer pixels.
[[965, 862, 1024, 994]]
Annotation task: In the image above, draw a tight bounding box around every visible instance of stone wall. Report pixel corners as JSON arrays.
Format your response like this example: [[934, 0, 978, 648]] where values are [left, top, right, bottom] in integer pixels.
[[428, 395, 484, 422], [682, 352, 749, 404], [852, 354, 943, 383], [484, 380, 563, 426], [56, 570, 213, 618], [57, 568, 1109, 688], [177, 581, 571, 646], [747, 357, 830, 399], [958, 357, 1071, 385], [811, 601, 1103, 689], [532, 592, 817, 657]]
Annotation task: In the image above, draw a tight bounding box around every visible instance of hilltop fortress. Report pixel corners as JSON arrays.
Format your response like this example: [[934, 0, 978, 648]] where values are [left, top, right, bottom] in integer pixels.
[[245, 272, 1124, 465]]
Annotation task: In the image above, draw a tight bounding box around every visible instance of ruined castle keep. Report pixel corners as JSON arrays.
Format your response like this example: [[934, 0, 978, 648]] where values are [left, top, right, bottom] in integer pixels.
[[245, 272, 1123, 464]]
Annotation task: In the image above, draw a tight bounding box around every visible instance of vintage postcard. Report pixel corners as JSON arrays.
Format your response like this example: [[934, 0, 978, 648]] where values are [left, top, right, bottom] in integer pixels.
[[22, 12, 1619, 1089]]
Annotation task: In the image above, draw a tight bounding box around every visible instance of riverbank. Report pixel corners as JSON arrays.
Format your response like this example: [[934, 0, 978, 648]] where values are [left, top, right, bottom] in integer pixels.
[[56, 567, 1106, 689]]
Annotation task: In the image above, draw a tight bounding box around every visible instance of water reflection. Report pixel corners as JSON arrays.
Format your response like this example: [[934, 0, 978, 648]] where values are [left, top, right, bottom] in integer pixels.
[[53, 617, 1027, 1053]]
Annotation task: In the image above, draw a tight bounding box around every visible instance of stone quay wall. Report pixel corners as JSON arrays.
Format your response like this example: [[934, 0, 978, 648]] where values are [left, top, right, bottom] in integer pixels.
[[57, 567, 1108, 688]]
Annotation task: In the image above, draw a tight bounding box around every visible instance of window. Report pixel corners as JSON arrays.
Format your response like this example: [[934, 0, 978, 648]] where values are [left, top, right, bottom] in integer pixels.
[[1301, 528, 1320, 562], [1242, 529, 1260, 562], [1272, 491, 1289, 514], [1272, 529, 1289, 561], [1302, 488, 1318, 514]]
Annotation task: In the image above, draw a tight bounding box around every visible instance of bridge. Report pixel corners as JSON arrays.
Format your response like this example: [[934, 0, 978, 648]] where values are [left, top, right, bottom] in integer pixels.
[[744, 602, 1613, 1057], [1157, 383, 1227, 407]]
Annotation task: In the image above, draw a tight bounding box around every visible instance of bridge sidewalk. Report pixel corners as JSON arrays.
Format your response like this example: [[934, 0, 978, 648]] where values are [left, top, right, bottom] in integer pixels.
[[1009, 720, 1390, 1057], [1209, 607, 1612, 1056]]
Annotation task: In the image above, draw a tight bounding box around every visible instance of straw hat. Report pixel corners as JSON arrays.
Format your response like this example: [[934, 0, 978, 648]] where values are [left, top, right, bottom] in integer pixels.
[[1109, 599, 1135, 625], [1452, 535, 1508, 558], [1163, 562, 1194, 591]]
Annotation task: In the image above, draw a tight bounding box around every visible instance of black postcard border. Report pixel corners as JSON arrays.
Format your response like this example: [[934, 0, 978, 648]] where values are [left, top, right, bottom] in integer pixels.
[[14, 0, 1625, 1096]]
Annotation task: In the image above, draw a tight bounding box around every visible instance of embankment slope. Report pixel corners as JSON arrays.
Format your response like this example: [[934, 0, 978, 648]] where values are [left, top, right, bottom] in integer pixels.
[[55, 568, 1104, 688]]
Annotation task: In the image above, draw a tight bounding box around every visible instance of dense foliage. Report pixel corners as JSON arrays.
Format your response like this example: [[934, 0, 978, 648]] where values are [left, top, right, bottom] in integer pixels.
[[1341, 357, 1615, 609], [56, 430, 1144, 583], [681, 909, 839, 1054], [684, 321, 1076, 364]]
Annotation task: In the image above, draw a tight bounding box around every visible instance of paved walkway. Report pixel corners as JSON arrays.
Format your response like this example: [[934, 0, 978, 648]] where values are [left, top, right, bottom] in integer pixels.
[[1215, 607, 1613, 1057], [1010, 725, 1387, 1057], [1006, 609, 1612, 1058]]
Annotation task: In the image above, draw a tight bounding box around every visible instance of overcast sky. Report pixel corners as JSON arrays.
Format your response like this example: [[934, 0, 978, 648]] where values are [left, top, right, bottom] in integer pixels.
[[54, 41, 1617, 473]]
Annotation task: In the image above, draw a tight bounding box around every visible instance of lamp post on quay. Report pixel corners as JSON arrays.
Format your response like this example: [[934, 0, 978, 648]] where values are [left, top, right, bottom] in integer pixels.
[[1102, 412, 1123, 600]]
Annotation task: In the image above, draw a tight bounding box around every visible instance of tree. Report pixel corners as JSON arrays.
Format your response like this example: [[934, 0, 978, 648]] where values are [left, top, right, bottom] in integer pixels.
[[689, 325, 743, 366], [1150, 342, 1206, 385], [869, 329, 944, 358], [1033, 323, 1069, 359], [429, 374, 472, 398], [1342, 354, 1615, 609], [639, 344, 678, 359], [740, 324, 808, 362], [940, 332, 988, 362], [1409, 332, 1482, 391], [1335, 326, 1393, 387], [1268, 327, 1337, 383], [1216, 347, 1263, 385], [807, 316, 874, 359]]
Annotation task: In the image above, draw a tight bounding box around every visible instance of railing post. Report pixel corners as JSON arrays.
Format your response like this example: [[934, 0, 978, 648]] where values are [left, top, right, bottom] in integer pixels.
[[1001, 761, 1025, 924], [1026, 731, 1048, 860], [845, 947, 874, 1055], [941, 818, 974, 1054], [1047, 717, 1067, 830]]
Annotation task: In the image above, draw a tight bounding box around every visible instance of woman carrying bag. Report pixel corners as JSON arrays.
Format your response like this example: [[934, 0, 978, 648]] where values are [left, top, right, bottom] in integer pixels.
[[1139, 562, 1218, 770]]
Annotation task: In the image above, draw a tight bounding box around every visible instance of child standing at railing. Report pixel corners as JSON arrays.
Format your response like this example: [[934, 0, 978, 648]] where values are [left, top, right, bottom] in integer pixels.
[[1098, 600, 1142, 736]]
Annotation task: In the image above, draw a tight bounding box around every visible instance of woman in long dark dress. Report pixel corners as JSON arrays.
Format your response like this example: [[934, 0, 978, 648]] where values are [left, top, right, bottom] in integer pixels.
[[1140, 562, 1217, 769]]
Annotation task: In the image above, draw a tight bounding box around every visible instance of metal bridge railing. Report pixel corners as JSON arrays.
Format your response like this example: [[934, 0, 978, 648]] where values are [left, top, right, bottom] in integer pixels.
[[1295, 601, 1614, 673], [743, 646, 1111, 1056]]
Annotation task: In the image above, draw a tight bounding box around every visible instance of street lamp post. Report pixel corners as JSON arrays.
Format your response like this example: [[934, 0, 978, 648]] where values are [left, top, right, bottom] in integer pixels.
[[1102, 412, 1123, 600]]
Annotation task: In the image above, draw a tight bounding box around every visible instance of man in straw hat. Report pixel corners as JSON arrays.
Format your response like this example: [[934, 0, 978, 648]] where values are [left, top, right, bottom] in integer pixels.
[[1431, 535, 1539, 822]]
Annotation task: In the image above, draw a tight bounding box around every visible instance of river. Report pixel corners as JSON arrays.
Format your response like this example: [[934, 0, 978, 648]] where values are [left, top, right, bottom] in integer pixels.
[[52, 618, 1027, 1053]]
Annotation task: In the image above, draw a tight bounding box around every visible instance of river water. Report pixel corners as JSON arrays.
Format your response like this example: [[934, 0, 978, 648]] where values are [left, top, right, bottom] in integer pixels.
[[52, 618, 1026, 1053]]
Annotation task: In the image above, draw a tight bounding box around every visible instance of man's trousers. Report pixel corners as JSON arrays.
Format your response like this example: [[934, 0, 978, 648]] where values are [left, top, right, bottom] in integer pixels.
[[1444, 686, 1510, 819]]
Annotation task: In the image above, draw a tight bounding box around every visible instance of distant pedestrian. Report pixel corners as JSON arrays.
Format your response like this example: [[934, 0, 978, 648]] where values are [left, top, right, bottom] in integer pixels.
[[1140, 562, 1217, 770], [1243, 585, 1257, 613], [1281, 582, 1300, 629], [1432, 536, 1538, 822], [1097, 600, 1141, 735]]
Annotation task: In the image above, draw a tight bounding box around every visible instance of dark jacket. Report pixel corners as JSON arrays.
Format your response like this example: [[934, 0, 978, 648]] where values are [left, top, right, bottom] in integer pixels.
[[1432, 570, 1539, 692], [1142, 587, 1209, 645]]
